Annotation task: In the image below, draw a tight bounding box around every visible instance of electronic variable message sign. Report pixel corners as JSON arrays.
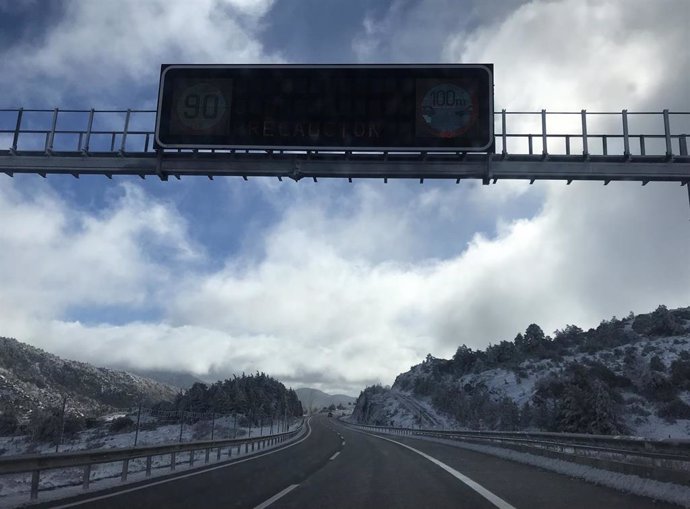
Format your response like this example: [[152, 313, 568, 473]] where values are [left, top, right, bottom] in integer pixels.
[[155, 64, 494, 152]]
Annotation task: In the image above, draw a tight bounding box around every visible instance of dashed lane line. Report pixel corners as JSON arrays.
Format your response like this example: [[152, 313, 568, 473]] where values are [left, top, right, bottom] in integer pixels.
[[329, 451, 340, 460], [253, 484, 299, 509]]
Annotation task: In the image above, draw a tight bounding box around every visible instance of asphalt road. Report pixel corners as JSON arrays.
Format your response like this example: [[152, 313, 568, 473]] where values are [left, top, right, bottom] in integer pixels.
[[34, 416, 681, 509]]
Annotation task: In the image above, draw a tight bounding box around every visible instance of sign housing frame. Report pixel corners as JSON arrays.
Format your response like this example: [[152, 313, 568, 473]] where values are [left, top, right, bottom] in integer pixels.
[[155, 64, 494, 152]]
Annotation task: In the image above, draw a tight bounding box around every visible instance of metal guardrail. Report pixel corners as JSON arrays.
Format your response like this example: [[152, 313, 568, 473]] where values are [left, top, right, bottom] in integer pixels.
[[0, 108, 688, 185], [0, 420, 305, 502], [348, 423, 690, 484]]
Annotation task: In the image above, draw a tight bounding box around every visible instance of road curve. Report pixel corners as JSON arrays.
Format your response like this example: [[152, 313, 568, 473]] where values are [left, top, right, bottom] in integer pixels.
[[273, 419, 680, 509], [31, 416, 682, 509]]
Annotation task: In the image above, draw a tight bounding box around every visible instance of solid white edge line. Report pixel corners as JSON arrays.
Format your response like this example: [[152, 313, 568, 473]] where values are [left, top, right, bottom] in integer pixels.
[[357, 429, 516, 509], [329, 451, 340, 460], [253, 483, 299, 509], [51, 418, 313, 509]]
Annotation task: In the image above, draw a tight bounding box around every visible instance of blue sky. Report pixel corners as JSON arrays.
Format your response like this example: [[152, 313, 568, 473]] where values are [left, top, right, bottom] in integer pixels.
[[0, 0, 689, 395]]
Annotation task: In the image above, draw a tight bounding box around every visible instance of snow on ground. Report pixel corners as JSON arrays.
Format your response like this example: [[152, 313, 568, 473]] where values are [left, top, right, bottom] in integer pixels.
[[366, 427, 690, 508], [390, 390, 457, 429], [629, 413, 690, 441], [0, 415, 289, 457], [0, 417, 304, 507], [439, 334, 690, 438], [458, 367, 539, 408]]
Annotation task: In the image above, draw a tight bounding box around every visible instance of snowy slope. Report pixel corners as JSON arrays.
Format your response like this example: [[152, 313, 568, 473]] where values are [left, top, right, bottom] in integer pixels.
[[0, 337, 178, 419], [352, 307, 690, 439]]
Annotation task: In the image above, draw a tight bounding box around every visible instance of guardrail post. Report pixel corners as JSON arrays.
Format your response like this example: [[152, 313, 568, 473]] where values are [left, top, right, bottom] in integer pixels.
[[82, 108, 94, 153], [11, 108, 23, 153], [83, 464, 91, 489], [146, 456, 152, 477], [245, 443, 249, 453], [30, 470, 40, 500], [501, 109, 507, 156], [121, 459, 129, 482], [45, 108, 58, 154], [119, 109, 131, 154], [663, 109, 672, 158], [541, 109, 547, 157], [205, 448, 210, 463], [171, 452, 176, 471], [217, 447, 221, 461], [189, 450, 195, 466], [581, 109, 589, 158], [622, 109, 630, 158]]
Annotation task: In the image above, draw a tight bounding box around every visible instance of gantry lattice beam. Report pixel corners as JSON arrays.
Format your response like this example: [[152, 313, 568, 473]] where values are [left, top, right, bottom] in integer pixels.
[[0, 108, 688, 187]]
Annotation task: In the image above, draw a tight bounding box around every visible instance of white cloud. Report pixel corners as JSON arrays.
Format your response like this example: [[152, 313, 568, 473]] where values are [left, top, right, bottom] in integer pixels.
[[14, 176, 685, 396], [0, 0, 277, 106], [448, 0, 689, 112], [0, 181, 200, 333], [1, 1, 688, 396]]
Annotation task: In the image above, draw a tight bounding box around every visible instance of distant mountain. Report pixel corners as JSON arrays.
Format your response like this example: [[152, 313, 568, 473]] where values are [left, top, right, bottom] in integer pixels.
[[295, 388, 356, 412], [0, 337, 178, 419], [121, 368, 203, 390], [352, 306, 690, 439]]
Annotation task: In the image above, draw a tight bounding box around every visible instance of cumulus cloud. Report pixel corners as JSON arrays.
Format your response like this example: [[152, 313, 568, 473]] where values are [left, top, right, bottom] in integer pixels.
[[0, 0, 277, 107], [1, 0, 688, 395], [0, 181, 200, 335], [448, 0, 690, 112]]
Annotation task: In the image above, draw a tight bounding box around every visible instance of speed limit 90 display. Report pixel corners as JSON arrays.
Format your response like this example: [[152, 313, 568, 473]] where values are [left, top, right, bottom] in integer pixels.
[[155, 64, 493, 151], [169, 79, 233, 135]]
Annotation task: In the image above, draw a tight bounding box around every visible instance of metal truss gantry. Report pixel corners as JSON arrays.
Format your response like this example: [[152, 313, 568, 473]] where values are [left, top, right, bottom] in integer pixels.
[[0, 109, 688, 194]]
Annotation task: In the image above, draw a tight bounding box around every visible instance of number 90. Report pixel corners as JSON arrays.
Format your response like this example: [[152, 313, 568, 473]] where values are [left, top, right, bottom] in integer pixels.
[[183, 94, 220, 119]]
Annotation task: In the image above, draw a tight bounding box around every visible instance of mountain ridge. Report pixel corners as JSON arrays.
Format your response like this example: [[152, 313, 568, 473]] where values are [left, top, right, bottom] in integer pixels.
[[0, 336, 178, 419], [295, 387, 356, 412], [351, 305, 690, 438]]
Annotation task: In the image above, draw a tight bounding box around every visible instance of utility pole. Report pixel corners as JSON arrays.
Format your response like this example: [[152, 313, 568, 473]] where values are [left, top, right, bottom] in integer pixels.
[[55, 395, 67, 453], [133, 402, 142, 447]]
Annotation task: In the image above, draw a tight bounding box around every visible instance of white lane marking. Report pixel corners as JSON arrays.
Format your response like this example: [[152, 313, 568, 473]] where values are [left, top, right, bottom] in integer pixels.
[[341, 441, 345, 446], [51, 419, 313, 508], [253, 484, 299, 509], [358, 430, 516, 509], [329, 451, 340, 460]]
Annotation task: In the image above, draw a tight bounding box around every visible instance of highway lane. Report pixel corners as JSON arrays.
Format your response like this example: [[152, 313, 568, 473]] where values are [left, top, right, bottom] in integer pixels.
[[371, 433, 654, 509], [30, 416, 681, 509], [377, 430, 681, 509], [273, 418, 500, 509], [33, 417, 341, 509]]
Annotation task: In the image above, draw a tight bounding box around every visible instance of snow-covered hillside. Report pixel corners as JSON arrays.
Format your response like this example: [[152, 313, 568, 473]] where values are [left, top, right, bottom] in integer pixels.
[[0, 336, 178, 420], [352, 306, 690, 439]]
